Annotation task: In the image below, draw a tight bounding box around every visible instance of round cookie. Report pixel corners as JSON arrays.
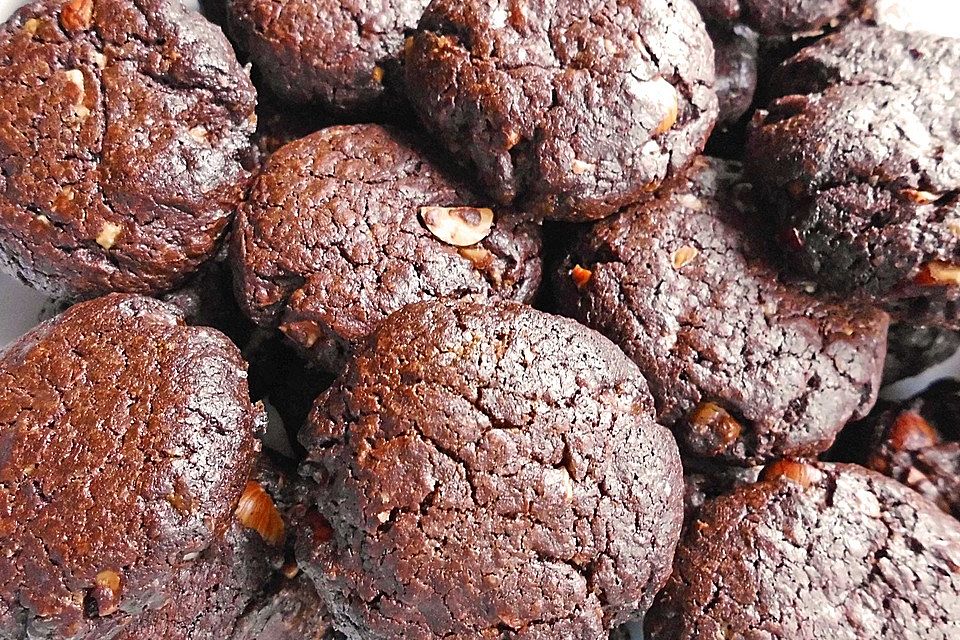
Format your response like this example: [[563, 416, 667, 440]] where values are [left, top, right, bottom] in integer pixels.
[[646, 461, 960, 639], [747, 25, 960, 326], [225, 0, 428, 114], [693, 0, 872, 35], [556, 157, 888, 465], [0, 0, 257, 299], [404, 0, 718, 221], [0, 294, 263, 639], [231, 124, 542, 370], [298, 299, 684, 639]]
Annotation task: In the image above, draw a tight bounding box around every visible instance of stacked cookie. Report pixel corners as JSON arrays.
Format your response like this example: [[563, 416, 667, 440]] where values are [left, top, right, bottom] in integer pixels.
[[0, 0, 958, 638]]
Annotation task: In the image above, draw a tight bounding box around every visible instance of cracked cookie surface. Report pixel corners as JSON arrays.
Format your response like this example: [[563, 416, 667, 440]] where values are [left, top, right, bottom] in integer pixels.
[[225, 0, 427, 114], [231, 124, 542, 370], [117, 457, 334, 640], [747, 25, 960, 326], [0, 0, 257, 299], [404, 0, 718, 221], [646, 462, 960, 639], [556, 157, 888, 465], [298, 299, 684, 639], [0, 294, 263, 640]]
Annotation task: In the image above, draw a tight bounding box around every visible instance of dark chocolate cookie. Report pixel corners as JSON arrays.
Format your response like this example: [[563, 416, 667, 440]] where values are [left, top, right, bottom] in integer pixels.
[[225, 0, 427, 114], [0, 0, 257, 299], [647, 461, 960, 639], [747, 25, 960, 326], [556, 157, 888, 465], [0, 294, 263, 639], [883, 324, 960, 384], [404, 0, 718, 221], [117, 455, 332, 639], [299, 299, 684, 639], [693, 0, 871, 34], [231, 124, 542, 370]]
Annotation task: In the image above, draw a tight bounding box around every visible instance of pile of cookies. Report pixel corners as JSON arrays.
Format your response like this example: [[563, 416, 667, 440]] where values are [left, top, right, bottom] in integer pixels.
[[0, 0, 957, 638]]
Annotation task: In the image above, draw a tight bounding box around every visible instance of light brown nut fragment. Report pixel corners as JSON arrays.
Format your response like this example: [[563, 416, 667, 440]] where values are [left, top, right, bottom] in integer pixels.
[[279, 319, 321, 349], [96, 222, 122, 249], [188, 126, 208, 143], [571, 159, 595, 175], [899, 188, 939, 205], [371, 66, 385, 83], [570, 264, 592, 289], [916, 261, 960, 286], [761, 459, 822, 488], [671, 245, 699, 270], [92, 570, 122, 616], [60, 0, 93, 31], [458, 246, 494, 270], [688, 402, 742, 456], [420, 206, 494, 247], [281, 561, 300, 579], [235, 481, 285, 546], [887, 411, 939, 452], [640, 77, 679, 136]]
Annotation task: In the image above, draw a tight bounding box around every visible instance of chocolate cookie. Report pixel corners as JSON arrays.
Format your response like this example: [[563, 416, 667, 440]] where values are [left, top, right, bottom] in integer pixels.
[[0, 294, 263, 639], [883, 324, 960, 384], [404, 0, 718, 221], [693, 0, 871, 34], [118, 457, 333, 640], [747, 25, 960, 325], [299, 299, 684, 639], [225, 0, 427, 114], [231, 124, 542, 369], [0, 0, 257, 300], [556, 157, 888, 465], [647, 461, 960, 639]]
